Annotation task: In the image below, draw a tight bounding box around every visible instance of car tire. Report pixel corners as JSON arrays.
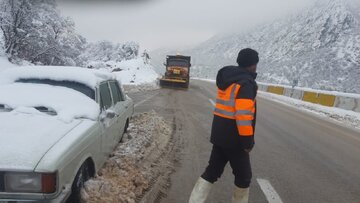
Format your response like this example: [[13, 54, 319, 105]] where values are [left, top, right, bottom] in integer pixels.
[[66, 163, 91, 203], [120, 119, 129, 143], [124, 119, 129, 134]]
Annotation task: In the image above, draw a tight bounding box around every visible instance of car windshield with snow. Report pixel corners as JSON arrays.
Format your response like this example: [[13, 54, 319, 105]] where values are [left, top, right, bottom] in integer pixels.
[[0, 67, 134, 203]]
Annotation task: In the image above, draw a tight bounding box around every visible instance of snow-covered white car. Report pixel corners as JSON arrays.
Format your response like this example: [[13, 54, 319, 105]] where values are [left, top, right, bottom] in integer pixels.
[[0, 67, 134, 202]]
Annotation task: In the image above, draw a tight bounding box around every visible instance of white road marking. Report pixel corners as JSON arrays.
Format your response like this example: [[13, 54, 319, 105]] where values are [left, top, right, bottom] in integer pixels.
[[257, 179, 283, 203], [209, 99, 216, 107], [135, 92, 159, 108]]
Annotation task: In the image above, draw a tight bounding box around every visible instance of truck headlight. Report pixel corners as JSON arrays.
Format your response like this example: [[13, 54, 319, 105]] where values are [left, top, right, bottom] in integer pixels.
[[4, 172, 57, 193]]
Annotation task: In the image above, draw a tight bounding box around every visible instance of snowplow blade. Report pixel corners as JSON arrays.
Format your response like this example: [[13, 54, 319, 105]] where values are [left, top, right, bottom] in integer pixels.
[[160, 79, 189, 89]]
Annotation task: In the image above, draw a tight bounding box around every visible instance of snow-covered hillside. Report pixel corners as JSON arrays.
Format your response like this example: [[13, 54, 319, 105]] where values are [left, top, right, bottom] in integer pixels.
[[113, 58, 159, 85], [185, 0, 360, 93], [87, 57, 159, 86]]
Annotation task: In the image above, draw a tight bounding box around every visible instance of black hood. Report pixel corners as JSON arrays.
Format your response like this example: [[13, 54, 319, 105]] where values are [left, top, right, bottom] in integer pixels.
[[216, 66, 257, 90]]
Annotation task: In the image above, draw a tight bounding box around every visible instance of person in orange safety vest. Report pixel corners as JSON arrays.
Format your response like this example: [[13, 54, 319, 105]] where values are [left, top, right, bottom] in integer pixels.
[[189, 48, 259, 203]]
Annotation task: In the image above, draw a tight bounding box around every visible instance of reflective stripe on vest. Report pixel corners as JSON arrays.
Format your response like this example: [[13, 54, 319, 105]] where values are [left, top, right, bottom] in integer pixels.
[[214, 83, 255, 136], [214, 84, 239, 119]]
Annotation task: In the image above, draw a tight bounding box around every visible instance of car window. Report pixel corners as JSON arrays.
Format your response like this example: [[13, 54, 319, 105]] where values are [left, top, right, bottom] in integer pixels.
[[109, 81, 123, 103], [110, 81, 125, 102], [16, 79, 95, 100], [99, 82, 113, 110], [119, 86, 126, 101]]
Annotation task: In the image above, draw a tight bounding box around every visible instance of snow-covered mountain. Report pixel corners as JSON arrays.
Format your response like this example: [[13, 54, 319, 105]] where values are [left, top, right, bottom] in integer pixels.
[[186, 0, 360, 93]]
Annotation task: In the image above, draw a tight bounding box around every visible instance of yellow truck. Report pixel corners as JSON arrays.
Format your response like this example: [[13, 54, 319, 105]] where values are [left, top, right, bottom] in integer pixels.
[[159, 55, 191, 88]]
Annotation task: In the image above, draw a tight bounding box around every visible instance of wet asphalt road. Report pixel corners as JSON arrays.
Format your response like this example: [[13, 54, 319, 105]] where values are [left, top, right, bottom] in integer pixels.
[[129, 79, 360, 203]]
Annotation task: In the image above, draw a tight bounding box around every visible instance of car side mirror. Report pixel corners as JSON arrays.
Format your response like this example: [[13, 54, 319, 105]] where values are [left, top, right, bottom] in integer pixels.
[[100, 110, 117, 122], [106, 110, 116, 118]]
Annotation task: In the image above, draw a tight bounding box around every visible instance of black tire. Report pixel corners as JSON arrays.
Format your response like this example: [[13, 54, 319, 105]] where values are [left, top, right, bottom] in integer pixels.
[[66, 163, 91, 203], [120, 119, 129, 142], [124, 119, 129, 134]]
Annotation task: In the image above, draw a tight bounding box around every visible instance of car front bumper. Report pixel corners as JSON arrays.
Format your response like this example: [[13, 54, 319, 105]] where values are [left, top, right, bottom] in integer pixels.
[[0, 185, 71, 203]]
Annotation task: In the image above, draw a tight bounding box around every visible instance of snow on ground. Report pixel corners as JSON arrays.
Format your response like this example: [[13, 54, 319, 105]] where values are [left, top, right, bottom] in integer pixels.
[[122, 82, 159, 94], [91, 57, 160, 92], [91, 57, 160, 93], [114, 58, 160, 93], [192, 77, 216, 83], [112, 58, 159, 85], [258, 91, 360, 130], [0, 57, 16, 72], [81, 111, 173, 203]]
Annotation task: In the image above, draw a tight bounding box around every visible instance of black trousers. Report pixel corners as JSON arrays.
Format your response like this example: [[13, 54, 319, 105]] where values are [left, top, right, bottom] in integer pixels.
[[201, 145, 252, 188]]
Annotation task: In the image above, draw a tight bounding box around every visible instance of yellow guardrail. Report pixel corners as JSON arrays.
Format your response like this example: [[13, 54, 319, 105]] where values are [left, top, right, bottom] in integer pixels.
[[258, 83, 359, 112], [318, 93, 336, 107], [302, 91, 319, 104], [267, 86, 284, 95]]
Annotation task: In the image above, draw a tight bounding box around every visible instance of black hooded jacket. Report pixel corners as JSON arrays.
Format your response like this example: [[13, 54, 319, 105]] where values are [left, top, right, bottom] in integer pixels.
[[211, 66, 258, 149]]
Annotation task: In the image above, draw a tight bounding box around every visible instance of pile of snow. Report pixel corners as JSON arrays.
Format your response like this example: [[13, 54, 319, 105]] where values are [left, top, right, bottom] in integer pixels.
[[85, 57, 160, 92], [81, 111, 172, 203], [112, 58, 159, 86], [122, 82, 160, 94], [0, 66, 115, 89], [87, 57, 158, 85], [0, 83, 100, 122]]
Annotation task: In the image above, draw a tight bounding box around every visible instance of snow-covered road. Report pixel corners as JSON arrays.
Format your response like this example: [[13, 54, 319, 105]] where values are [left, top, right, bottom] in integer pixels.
[[128, 79, 360, 203]]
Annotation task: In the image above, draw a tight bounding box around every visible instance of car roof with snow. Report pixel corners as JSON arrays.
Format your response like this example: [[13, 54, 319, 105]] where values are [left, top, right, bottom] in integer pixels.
[[0, 66, 116, 89]]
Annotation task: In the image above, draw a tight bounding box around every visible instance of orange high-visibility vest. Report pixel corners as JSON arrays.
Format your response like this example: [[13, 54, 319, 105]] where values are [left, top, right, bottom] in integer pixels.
[[214, 83, 255, 136]]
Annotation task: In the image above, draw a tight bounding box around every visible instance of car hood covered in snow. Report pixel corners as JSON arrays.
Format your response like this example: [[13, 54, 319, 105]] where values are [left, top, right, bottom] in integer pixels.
[[0, 112, 82, 171]]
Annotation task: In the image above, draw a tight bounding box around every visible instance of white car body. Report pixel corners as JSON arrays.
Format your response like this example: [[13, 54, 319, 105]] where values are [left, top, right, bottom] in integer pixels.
[[0, 67, 134, 202]]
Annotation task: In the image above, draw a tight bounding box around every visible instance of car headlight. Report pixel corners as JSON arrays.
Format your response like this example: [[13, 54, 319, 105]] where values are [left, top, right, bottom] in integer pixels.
[[4, 172, 57, 193]]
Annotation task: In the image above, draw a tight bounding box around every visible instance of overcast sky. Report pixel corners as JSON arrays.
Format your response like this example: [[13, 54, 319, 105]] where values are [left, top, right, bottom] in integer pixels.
[[58, 0, 315, 51]]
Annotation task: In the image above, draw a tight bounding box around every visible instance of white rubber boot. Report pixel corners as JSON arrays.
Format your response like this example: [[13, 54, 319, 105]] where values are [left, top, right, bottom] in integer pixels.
[[232, 187, 249, 203], [189, 177, 212, 203]]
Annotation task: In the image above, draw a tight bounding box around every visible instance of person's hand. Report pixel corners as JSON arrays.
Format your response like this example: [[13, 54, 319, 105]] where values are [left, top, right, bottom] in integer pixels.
[[244, 149, 252, 153]]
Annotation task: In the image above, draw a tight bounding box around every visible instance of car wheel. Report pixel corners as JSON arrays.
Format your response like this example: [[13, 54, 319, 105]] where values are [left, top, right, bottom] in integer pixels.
[[66, 163, 91, 203], [120, 119, 129, 143], [124, 119, 129, 134]]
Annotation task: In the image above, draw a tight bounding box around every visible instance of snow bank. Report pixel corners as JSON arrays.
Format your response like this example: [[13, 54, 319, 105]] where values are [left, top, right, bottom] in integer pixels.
[[112, 58, 159, 86], [122, 83, 159, 94], [0, 66, 115, 89], [0, 83, 100, 122], [193, 77, 216, 83], [85, 57, 160, 92], [81, 111, 172, 203], [258, 82, 360, 99], [258, 91, 360, 130]]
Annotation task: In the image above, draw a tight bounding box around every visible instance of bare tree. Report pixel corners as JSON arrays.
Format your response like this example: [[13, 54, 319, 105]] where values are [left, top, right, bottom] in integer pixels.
[[0, 0, 85, 65]]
